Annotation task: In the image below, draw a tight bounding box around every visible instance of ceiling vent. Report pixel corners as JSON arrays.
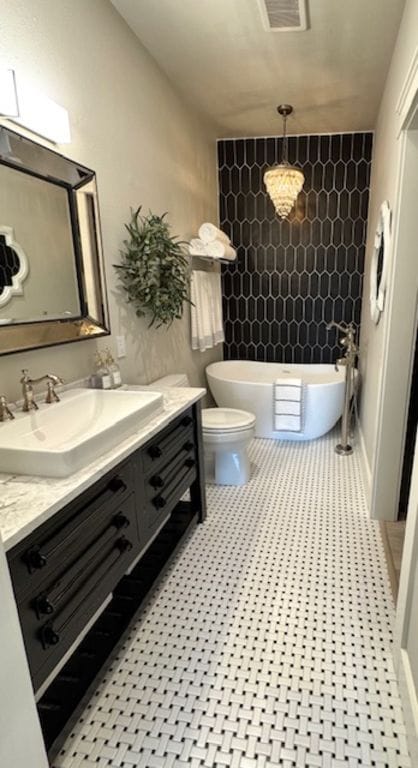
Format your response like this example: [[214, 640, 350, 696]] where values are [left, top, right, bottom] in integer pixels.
[[258, 0, 308, 32]]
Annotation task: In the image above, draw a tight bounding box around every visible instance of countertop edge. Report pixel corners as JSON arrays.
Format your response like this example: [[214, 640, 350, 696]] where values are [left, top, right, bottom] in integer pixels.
[[1, 387, 205, 552]]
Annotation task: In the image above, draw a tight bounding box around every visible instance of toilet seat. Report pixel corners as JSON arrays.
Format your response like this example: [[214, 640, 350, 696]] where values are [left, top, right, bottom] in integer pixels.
[[202, 408, 256, 433]]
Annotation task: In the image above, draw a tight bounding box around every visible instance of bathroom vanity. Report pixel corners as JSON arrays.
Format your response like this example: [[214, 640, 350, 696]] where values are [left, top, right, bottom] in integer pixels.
[[0, 387, 206, 754]]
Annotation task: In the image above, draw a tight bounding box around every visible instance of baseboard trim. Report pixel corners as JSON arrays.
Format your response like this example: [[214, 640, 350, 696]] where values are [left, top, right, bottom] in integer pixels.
[[379, 521, 399, 603], [358, 424, 372, 509], [397, 649, 418, 764]]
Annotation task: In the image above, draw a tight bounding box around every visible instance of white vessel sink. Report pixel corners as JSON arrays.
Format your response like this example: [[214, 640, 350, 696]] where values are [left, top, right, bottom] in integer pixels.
[[0, 388, 164, 478]]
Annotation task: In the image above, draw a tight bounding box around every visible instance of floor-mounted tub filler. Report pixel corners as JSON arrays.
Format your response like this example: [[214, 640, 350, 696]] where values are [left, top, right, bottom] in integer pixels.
[[326, 321, 359, 455], [206, 360, 350, 441]]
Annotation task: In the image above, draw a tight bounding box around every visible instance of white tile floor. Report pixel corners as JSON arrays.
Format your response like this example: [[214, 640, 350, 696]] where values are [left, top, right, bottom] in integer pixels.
[[55, 432, 411, 768]]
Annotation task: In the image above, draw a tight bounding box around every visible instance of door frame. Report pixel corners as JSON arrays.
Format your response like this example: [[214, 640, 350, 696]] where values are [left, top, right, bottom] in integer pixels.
[[370, 60, 418, 522], [377, 48, 418, 763], [395, 434, 418, 764]]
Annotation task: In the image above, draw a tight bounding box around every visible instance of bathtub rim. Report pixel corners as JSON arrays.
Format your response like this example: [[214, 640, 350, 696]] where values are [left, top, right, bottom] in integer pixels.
[[206, 360, 347, 389]]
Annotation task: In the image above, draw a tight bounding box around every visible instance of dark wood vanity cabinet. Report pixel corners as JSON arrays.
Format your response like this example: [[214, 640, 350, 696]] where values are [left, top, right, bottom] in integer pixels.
[[141, 411, 198, 533], [7, 403, 206, 696]]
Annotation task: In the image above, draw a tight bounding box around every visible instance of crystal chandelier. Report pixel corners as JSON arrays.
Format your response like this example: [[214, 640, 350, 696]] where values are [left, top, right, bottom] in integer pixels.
[[263, 105, 304, 219]]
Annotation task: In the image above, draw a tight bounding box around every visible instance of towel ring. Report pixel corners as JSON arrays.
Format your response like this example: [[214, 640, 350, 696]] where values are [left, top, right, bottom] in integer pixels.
[[370, 200, 391, 325]]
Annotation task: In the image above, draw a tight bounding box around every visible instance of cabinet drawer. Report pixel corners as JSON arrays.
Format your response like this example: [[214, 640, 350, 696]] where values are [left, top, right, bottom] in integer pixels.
[[20, 494, 139, 690], [9, 460, 134, 599], [144, 434, 195, 500], [145, 457, 197, 532], [142, 410, 194, 473], [31, 493, 137, 623]]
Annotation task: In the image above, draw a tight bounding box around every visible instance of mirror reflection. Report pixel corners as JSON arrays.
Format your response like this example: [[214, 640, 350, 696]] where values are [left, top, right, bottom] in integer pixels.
[[0, 163, 81, 323], [0, 126, 109, 354]]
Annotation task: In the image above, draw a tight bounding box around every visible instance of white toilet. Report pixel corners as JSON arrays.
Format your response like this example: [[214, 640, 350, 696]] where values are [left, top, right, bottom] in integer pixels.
[[150, 374, 256, 486], [201, 407, 256, 485]]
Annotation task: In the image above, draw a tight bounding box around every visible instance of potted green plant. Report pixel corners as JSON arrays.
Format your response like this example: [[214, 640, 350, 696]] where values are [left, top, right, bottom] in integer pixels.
[[114, 207, 190, 327]]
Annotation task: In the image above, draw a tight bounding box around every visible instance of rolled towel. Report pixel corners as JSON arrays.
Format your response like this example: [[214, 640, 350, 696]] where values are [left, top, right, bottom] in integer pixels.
[[199, 222, 231, 245], [189, 238, 209, 256], [205, 239, 237, 262]]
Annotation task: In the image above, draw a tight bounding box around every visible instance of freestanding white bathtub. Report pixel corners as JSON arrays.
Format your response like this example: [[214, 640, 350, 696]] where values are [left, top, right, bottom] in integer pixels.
[[206, 361, 346, 440]]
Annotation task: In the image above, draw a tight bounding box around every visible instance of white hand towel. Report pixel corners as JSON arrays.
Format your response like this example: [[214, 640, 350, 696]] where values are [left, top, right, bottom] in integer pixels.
[[274, 377, 303, 432], [199, 223, 231, 245], [190, 271, 224, 351], [205, 240, 237, 262], [276, 377, 303, 388], [274, 384, 302, 401], [208, 272, 224, 346], [274, 400, 301, 416], [274, 414, 302, 432]]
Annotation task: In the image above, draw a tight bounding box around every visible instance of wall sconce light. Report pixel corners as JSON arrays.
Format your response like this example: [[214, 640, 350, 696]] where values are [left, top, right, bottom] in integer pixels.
[[0, 69, 71, 144], [264, 104, 304, 219]]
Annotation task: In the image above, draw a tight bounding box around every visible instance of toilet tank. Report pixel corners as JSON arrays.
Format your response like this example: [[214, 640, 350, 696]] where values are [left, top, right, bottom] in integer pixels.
[[150, 374, 189, 388]]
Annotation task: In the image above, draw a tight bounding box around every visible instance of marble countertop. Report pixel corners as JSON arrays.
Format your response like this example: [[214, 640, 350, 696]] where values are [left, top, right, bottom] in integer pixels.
[[0, 386, 205, 552]]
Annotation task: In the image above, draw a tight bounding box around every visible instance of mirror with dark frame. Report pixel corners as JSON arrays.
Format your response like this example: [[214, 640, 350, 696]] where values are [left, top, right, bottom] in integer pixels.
[[0, 126, 109, 355]]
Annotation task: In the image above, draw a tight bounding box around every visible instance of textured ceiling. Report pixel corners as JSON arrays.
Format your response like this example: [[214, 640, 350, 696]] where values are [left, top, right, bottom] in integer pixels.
[[110, 0, 405, 137]]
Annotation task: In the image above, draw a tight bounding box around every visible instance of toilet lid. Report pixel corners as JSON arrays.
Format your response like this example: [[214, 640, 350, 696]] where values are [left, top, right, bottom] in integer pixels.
[[202, 407, 256, 432]]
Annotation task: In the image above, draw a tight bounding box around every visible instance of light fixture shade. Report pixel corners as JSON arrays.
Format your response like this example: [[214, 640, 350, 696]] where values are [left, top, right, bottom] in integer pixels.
[[264, 163, 304, 218]]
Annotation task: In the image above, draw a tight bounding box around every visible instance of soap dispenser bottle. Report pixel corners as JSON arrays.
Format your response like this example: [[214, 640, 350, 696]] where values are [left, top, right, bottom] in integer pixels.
[[90, 352, 112, 389], [105, 348, 122, 388]]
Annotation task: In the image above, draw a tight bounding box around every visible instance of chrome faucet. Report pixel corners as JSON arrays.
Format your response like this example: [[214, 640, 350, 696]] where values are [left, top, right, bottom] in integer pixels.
[[20, 370, 64, 412], [326, 320, 352, 334], [0, 395, 15, 421], [326, 322, 358, 371]]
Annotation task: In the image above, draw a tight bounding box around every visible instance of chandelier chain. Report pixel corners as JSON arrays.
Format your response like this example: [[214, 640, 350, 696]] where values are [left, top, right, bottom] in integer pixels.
[[282, 112, 288, 165]]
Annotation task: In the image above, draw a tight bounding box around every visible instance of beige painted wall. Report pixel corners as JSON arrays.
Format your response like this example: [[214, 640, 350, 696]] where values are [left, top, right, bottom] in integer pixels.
[[359, 0, 418, 473], [0, 0, 221, 401]]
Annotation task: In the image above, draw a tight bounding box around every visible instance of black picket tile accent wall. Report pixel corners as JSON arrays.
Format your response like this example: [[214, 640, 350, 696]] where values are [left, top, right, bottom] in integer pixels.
[[218, 132, 373, 363]]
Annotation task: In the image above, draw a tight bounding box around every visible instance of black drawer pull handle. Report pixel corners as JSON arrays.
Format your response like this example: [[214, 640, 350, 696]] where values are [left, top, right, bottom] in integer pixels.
[[40, 537, 133, 649], [25, 472, 131, 574], [42, 625, 60, 648], [36, 596, 55, 616], [185, 458, 195, 469], [183, 440, 194, 451], [108, 475, 127, 494], [152, 496, 166, 510], [150, 474, 164, 489], [115, 537, 133, 554], [113, 513, 130, 530], [38, 700, 61, 712], [26, 547, 47, 571], [181, 415, 193, 427], [148, 445, 162, 459]]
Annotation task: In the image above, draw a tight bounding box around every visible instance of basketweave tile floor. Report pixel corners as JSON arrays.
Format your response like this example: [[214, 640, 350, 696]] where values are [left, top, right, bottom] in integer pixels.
[[55, 431, 411, 768]]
